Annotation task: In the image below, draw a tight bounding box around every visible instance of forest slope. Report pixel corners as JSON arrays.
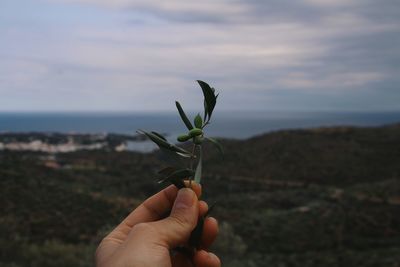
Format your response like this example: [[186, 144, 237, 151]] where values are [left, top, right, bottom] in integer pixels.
[[1, 123, 399, 266]]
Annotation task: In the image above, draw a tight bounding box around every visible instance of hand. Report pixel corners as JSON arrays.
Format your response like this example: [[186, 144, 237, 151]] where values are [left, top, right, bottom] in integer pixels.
[[96, 183, 220, 267]]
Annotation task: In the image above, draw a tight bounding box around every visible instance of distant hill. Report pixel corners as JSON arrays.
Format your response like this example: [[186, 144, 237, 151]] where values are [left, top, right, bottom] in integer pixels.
[[1, 123, 399, 267], [204, 123, 400, 186]]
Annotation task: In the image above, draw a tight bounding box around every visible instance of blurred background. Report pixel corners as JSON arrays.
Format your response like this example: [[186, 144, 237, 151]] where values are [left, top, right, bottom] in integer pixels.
[[1, 0, 399, 266]]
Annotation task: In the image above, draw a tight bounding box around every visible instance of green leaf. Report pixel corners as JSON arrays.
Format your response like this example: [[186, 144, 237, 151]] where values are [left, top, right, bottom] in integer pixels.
[[197, 80, 217, 121], [189, 201, 217, 248], [189, 216, 204, 248], [160, 147, 193, 159], [205, 137, 224, 156], [158, 166, 176, 176], [174, 151, 194, 158], [175, 101, 193, 130], [194, 113, 203, 128], [158, 168, 194, 184], [151, 131, 167, 141], [204, 202, 217, 217], [194, 147, 202, 183], [138, 130, 168, 148], [203, 99, 208, 122], [137, 130, 192, 156], [170, 177, 186, 189]]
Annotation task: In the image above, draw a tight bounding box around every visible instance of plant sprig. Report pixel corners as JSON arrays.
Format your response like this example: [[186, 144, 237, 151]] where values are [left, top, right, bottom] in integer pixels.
[[139, 80, 223, 187], [138, 80, 223, 250]]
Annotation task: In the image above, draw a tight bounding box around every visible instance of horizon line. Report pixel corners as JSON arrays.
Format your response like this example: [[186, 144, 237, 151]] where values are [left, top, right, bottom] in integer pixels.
[[1, 109, 400, 114]]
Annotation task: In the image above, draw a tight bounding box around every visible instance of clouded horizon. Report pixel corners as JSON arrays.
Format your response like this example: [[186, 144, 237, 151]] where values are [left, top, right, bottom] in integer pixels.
[[1, 0, 399, 112]]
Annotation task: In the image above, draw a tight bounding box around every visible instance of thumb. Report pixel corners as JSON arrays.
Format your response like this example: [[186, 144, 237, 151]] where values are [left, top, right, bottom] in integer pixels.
[[151, 188, 199, 248]]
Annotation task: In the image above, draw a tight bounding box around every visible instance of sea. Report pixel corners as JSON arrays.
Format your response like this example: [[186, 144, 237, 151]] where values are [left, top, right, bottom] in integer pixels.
[[0, 111, 399, 139]]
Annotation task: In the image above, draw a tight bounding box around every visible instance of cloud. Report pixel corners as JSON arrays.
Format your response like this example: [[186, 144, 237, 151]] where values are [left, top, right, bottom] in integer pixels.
[[279, 71, 386, 90], [52, 0, 249, 23], [303, 0, 358, 7], [0, 0, 399, 111]]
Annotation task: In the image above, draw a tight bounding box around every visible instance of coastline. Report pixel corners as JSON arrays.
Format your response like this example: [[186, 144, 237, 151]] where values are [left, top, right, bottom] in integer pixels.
[[1, 122, 399, 153], [1, 111, 400, 139]]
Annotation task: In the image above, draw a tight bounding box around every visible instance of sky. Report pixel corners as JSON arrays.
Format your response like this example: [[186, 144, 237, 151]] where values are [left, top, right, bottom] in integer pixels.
[[0, 0, 399, 112]]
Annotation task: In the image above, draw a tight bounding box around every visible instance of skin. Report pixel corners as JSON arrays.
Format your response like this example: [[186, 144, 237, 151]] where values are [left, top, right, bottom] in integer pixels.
[[96, 183, 220, 267]]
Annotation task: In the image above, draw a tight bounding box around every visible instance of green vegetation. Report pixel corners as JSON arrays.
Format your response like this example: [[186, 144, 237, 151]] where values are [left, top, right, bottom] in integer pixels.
[[1, 123, 400, 266]]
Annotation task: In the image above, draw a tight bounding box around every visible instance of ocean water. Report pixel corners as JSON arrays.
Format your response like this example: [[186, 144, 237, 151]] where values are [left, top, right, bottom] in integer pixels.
[[0, 111, 399, 139]]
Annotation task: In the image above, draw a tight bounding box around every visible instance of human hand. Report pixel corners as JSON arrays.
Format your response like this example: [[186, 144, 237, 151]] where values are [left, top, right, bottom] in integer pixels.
[[96, 183, 220, 267]]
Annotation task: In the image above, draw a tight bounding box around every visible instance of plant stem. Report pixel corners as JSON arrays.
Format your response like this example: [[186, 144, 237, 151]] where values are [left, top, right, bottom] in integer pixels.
[[190, 144, 196, 169], [189, 144, 197, 188], [201, 122, 210, 129]]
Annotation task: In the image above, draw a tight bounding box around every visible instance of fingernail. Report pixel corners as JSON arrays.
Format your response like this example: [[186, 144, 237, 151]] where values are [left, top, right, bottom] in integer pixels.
[[208, 252, 218, 260], [173, 188, 195, 210]]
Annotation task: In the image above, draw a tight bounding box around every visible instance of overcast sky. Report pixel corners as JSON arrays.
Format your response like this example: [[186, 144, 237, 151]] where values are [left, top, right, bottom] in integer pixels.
[[0, 0, 399, 112]]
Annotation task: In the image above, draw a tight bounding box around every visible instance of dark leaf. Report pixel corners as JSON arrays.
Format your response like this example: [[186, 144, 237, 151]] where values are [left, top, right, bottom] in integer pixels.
[[137, 130, 168, 148], [189, 202, 217, 248], [197, 80, 217, 120], [203, 100, 208, 122], [189, 216, 204, 248], [204, 202, 217, 217], [157, 166, 176, 176], [158, 168, 194, 184], [160, 147, 193, 159], [170, 177, 186, 189], [205, 137, 224, 156], [157, 167, 187, 189], [137, 130, 192, 156], [174, 151, 194, 158], [151, 131, 167, 141], [175, 101, 193, 130], [173, 247, 194, 258]]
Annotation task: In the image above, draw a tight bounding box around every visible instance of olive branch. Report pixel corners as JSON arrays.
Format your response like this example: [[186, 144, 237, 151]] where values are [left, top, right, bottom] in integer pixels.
[[138, 80, 223, 249]]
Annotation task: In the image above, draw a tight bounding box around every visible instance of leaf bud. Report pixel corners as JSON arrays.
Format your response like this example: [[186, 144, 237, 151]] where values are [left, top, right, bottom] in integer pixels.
[[194, 114, 203, 128]]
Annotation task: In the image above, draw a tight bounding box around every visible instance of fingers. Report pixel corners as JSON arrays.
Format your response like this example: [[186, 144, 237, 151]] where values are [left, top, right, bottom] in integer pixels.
[[136, 182, 200, 224], [171, 252, 193, 267], [150, 188, 199, 248], [106, 183, 202, 242], [97, 184, 220, 267], [125, 182, 201, 229], [199, 201, 208, 216], [198, 201, 219, 249], [171, 249, 221, 267], [200, 217, 219, 249], [105, 185, 177, 242], [193, 250, 221, 267], [184, 180, 202, 197]]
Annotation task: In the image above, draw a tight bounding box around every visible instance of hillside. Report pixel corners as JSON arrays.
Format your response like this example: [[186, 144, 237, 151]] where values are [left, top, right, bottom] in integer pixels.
[[204, 123, 400, 185], [1, 124, 399, 266]]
